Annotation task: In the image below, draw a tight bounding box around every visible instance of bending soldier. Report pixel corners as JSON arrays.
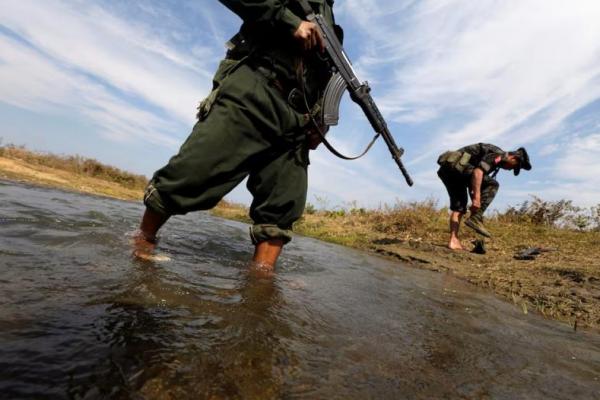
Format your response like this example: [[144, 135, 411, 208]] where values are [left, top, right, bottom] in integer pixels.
[[133, 0, 341, 270], [437, 143, 531, 250]]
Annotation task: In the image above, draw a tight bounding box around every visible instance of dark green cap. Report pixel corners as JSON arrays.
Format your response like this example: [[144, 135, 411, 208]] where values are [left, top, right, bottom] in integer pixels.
[[512, 147, 531, 176]]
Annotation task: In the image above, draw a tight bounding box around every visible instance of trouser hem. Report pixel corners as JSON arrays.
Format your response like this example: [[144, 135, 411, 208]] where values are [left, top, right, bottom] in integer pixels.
[[249, 224, 293, 245]]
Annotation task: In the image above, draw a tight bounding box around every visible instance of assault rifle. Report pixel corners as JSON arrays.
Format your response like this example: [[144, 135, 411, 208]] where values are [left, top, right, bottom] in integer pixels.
[[297, 0, 414, 186]]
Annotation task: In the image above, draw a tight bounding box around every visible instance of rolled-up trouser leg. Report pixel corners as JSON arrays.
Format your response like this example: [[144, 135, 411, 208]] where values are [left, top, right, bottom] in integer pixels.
[[247, 145, 309, 245]]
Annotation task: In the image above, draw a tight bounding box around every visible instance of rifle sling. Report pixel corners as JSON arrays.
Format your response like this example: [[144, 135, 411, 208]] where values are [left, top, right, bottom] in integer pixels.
[[317, 126, 380, 161]]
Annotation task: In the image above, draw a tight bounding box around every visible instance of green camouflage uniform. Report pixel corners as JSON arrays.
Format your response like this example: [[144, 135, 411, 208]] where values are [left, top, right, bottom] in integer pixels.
[[437, 143, 504, 214], [144, 0, 338, 244]]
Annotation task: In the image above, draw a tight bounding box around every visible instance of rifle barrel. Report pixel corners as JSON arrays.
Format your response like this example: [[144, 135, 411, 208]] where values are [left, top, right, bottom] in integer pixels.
[[311, 9, 414, 186]]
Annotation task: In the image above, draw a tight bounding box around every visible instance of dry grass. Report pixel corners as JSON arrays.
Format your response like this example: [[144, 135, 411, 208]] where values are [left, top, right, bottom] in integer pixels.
[[0, 145, 146, 200], [0, 144, 147, 191]]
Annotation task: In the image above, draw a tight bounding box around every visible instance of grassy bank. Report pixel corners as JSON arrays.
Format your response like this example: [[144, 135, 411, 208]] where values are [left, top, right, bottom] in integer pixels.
[[2, 145, 599, 329], [0, 144, 146, 200]]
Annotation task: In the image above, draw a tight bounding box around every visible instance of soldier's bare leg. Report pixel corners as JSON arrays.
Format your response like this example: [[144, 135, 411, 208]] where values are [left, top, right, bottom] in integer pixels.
[[132, 207, 170, 260], [252, 239, 284, 269], [448, 211, 465, 250]]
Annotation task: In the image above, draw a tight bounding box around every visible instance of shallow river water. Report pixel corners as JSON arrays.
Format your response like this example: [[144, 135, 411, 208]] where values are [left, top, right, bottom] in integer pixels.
[[1, 180, 599, 399]]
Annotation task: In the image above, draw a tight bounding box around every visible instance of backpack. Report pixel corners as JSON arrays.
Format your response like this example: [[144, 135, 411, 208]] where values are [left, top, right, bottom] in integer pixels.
[[437, 151, 472, 173]]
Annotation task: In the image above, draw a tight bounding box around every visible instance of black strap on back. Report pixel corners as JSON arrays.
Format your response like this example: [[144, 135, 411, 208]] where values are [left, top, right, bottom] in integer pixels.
[[491, 167, 500, 179]]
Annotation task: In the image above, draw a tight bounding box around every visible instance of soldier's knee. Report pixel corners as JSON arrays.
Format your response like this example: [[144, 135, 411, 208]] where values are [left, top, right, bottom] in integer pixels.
[[484, 179, 499, 196]]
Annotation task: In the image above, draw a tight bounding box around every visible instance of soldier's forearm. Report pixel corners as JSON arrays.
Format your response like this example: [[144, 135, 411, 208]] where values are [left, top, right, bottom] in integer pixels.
[[471, 168, 484, 200]]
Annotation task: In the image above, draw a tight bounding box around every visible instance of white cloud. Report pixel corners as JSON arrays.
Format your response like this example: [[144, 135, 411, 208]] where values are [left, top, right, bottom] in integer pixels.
[[0, 0, 216, 125], [362, 1, 600, 142], [336, 0, 600, 206], [0, 35, 179, 147], [538, 143, 560, 156], [556, 133, 600, 182]]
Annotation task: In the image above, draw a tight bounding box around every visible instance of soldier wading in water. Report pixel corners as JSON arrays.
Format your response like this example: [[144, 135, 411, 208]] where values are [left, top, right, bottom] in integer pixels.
[[133, 0, 342, 271], [437, 143, 531, 250]]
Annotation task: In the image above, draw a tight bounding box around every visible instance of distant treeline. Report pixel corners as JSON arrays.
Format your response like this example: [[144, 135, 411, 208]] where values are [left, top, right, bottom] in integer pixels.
[[0, 143, 148, 190]]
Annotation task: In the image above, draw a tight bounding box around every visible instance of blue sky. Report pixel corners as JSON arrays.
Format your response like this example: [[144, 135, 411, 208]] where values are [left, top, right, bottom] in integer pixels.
[[1, 0, 600, 209]]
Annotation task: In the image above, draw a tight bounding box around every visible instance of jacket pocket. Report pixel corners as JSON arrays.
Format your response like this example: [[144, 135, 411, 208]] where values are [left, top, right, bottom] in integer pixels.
[[197, 58, 245, 120]]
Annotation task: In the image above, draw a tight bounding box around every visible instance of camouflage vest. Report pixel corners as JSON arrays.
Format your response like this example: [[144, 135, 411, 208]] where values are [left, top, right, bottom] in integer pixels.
[[438, 143, 505, 175]]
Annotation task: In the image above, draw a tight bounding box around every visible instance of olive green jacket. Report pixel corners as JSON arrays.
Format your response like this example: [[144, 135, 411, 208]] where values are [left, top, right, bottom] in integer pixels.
[[218, 0, 338, 104], [457, 143, 505, 176]]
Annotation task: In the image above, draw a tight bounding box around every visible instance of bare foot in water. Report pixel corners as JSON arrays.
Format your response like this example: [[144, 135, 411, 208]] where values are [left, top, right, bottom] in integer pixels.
[[131, 232, 170, 262]]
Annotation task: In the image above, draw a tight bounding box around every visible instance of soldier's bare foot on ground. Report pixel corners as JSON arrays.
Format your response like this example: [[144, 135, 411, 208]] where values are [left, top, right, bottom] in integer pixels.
[[448, 239, 465, 251]]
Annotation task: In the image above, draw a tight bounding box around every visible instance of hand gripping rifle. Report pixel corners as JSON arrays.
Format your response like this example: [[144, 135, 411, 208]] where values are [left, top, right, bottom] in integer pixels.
[[297, 0, 413, 186]]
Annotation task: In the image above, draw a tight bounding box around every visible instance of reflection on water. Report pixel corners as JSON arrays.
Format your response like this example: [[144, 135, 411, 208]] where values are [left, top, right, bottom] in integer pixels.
[[1, 180, 599, 399]]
